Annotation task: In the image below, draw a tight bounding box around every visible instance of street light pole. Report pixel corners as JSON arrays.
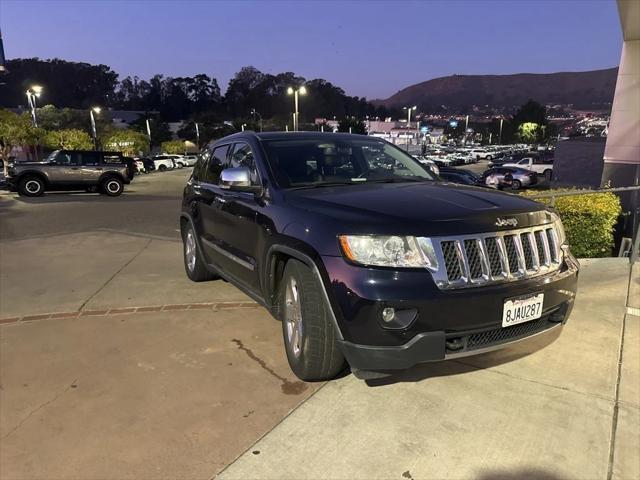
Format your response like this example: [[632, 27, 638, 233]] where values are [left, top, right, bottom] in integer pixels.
[[499, 118, 504, 145], [287, 86, 307, 131], [90, 107, 101, 150], [402, 105, 416, 151], [25, 85, 43, 127], [195, 122, 200, 149]]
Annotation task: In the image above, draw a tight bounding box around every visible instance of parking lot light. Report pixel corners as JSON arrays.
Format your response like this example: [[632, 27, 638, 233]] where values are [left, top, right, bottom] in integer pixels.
[[287, 86, 307, 131], [90, 107, 101, 150], [26, 85, 43, 127]]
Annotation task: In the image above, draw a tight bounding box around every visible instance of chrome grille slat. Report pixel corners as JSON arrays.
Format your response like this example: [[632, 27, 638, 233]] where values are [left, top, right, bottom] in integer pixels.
[[433, 223, 562, 290]]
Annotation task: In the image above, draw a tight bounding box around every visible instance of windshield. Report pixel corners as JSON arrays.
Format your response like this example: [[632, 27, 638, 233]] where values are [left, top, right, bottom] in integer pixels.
[[261, 138, 435, 188]]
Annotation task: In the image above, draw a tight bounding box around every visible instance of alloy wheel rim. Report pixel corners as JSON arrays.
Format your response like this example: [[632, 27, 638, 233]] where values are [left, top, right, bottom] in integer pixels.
[[185, 230, 196, 272], [285, 277, 303, 358], [25, 180, 41, 194], [107, 181, 120, 193]]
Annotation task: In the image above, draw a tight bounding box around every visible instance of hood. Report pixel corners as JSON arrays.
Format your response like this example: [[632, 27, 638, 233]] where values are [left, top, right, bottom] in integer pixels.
[[284, 182, 551, 236]]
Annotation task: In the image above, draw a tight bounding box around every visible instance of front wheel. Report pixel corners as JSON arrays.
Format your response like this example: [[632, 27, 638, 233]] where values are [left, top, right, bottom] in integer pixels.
[[158, 165, 167, 172], [18, 176, 45, 197], [511, 179, 522, 190], [176, 162, 184, 169], [279, 259, 345, 381]]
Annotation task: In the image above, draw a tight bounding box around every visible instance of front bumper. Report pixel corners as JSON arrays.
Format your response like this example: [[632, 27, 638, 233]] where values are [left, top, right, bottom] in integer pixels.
[[322, 252, 579, 372]]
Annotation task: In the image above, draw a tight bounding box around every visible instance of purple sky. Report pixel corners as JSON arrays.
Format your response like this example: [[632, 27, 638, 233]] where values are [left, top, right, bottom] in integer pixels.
[[1, 0, 622, 99]]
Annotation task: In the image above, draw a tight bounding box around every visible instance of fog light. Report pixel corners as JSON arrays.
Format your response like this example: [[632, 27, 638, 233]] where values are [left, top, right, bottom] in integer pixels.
[[381, 307, 396, 323]]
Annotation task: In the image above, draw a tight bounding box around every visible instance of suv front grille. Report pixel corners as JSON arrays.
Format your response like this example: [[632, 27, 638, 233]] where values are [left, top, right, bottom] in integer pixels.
[[430, 224, 562, 289]]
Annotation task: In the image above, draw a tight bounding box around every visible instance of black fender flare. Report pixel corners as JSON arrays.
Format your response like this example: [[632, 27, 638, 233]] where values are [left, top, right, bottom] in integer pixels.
[[98, 172, 126, 185], [265, 244, 344, 340], [15, 170, 49, 186]]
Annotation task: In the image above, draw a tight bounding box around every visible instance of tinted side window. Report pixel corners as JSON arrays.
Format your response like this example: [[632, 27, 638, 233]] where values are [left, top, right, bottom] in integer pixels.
[[56, 151, 80, 166], [230, 142, 258, 185], [204, 145, 230, 184], [82, 152, 102, 166]]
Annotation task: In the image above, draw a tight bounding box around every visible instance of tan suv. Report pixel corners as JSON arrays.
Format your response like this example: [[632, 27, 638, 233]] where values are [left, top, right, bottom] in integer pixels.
[[6, 150, 131, 197]]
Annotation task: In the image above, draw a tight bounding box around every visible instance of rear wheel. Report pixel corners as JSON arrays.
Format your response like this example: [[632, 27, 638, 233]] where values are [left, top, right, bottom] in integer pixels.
[[101, 177, 124, 196], [279, 259, 345, 381], [182, 224, 217, 282], [511, 179, 522, 190], [176, 162, 184, 169], [158, 165, 167, 172], [18, 176, 45, 197], [544, 169, 552, 180]]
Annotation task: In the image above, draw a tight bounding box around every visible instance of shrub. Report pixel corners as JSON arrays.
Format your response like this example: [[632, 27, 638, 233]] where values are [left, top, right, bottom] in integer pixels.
[[161, 140, 186, 154], [521, 190, 622, 258]]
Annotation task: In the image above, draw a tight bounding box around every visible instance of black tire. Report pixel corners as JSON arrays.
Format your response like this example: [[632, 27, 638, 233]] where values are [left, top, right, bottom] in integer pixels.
[[158, 165, 167, 172], [511, 180, 522, 190], [279, 259, 345, 381], [182, 223, 217, 282], [486, 155, 492, 161], [544, 169, 552, 180], [176, 162, 184, 169], [18, 175, 45, 197], [100, 176, 124, 196]]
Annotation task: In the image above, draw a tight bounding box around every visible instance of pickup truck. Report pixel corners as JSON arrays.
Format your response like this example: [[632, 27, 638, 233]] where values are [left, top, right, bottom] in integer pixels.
[[180, 132, 578, 381], [503, 157, 554, 179]]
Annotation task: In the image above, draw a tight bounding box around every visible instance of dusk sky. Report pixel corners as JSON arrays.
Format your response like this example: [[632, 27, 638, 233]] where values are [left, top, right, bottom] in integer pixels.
[[1, 0, 622, 99]]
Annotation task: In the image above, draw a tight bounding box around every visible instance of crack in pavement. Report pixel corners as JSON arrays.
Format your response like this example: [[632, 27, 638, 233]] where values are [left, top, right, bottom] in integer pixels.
[[78, 238, 153, 311], [1, 378, 78, 440]]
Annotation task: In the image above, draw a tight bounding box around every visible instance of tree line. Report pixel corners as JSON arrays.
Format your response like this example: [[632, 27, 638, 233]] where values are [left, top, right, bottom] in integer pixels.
[[0, 58, 396, 126]]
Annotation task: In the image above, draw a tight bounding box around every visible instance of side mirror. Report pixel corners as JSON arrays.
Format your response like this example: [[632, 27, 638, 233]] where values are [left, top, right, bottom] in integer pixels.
[[220, 167, 262, 194]]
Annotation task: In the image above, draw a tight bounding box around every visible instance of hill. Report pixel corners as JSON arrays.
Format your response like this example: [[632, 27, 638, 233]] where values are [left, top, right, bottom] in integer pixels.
[[375, 68, 618, 110]]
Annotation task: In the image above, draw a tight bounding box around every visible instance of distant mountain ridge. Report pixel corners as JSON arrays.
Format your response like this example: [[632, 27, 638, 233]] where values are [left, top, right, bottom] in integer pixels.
[[375, 68, 618, 110]]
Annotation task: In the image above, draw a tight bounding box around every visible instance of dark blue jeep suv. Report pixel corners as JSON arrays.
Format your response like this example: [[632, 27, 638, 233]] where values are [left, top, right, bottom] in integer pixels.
[[180, 132, 579, 381]]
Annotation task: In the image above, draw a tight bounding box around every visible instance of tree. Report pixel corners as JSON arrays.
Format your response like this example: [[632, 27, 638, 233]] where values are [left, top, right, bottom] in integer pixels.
[[103, 130, 149, 156], [512, 100, 548, 143], [44, 129, 93, 150], [0, 109, 43, 175], [0, 58, 118, 108], [337, 117, 366, 134], [161, 140, 186, 154]]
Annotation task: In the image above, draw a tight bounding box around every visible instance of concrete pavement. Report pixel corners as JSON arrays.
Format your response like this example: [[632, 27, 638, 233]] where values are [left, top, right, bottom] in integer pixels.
[[218, 259, 638, 480]]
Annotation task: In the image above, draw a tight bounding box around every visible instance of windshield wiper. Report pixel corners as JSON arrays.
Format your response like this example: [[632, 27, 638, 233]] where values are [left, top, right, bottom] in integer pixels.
[[288, 181, 358, 190], [365, 178, 430, 184]]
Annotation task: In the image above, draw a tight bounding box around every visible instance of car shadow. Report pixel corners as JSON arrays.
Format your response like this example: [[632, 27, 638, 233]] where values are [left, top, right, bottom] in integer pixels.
[[11, 191, 180, 204], [363, 327, 562, 387]]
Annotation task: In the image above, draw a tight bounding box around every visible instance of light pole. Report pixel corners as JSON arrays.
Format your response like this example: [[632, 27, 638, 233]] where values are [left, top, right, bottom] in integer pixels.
[[464, 114, 469, 145], [195, 122, 200, 149], [250, 108, 263, 132], [25, 85, 43, 127], [287, 86, 307, 131], [90, 107, 101, 150], [499, 118, 504, 145], [402, 106, 416, 150]]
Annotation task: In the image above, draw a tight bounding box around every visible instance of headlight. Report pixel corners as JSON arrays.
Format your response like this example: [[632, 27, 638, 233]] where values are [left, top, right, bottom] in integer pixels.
[[338, 235, 438, 270]]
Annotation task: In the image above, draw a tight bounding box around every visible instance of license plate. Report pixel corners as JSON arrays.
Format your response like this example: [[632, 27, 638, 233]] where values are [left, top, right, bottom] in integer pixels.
[[502, 293, 544, 327]]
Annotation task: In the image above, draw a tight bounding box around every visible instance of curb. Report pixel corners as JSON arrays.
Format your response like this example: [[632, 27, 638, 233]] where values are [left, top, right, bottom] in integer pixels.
[[0, 301, 260, 326]]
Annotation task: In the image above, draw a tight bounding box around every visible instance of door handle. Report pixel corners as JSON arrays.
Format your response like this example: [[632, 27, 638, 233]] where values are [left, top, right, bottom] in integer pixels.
[[71, 167, 79, 170], [95, 167, 103, 171], [215, 197, 227, 204]]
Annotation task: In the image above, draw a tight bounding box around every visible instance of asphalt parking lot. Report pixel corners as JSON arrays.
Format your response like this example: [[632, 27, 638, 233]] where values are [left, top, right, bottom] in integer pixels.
[[0, 169, 638, 479]]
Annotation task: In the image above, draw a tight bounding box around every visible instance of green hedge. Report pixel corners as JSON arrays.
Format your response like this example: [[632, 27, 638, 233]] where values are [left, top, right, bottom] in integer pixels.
[[521, 190, 622, 258]]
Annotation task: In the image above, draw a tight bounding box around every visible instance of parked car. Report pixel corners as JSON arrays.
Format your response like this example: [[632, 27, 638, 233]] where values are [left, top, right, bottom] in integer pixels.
[[413, 155, 440, 175], [180, 132, 578, 381], [469, 148, 494, 161], [438, 167, 481, 186], [481, 166, 538, 190], [180, 155, 199, 167], [151, 155, 175, 172], [6, 150, 130, 196], [503, 157, 554, 179]]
